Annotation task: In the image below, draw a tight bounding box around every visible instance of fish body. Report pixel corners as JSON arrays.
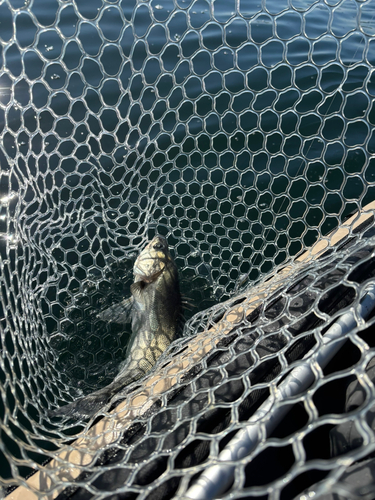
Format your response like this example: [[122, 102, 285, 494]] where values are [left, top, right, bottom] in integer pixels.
[[50, 235, 181, 419]]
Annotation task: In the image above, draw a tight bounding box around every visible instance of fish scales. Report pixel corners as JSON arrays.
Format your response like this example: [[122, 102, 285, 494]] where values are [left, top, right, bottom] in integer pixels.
[[50, 235, 182, 419]]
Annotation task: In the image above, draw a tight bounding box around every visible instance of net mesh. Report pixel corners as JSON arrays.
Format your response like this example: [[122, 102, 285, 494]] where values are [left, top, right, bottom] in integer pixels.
[[1, 0, 375, 498]]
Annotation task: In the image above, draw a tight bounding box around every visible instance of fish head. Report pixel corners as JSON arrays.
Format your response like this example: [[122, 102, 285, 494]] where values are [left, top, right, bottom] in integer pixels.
[[133, 235, 173, 283]]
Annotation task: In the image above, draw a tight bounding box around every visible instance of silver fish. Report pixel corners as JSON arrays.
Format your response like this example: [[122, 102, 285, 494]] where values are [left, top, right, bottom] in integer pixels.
[[50, 235, 181, 419]]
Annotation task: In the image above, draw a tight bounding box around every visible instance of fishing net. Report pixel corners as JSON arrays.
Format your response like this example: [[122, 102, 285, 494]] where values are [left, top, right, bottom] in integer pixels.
[[1, 0, 375, 498]]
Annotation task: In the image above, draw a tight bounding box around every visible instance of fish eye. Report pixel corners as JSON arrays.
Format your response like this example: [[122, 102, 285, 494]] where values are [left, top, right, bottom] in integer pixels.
[[153, 242, 164, 250]]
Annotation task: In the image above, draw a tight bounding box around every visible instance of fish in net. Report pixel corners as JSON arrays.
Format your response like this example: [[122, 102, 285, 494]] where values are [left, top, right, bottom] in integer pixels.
[[1, 0, 375, 499]]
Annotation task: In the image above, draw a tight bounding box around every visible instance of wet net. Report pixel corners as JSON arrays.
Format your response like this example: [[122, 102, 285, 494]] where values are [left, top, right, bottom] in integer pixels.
[[1, 0, 375, 498]]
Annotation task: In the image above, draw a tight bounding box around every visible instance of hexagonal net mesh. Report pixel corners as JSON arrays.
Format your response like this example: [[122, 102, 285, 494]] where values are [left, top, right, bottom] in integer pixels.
[[1, 0, 375, 498]]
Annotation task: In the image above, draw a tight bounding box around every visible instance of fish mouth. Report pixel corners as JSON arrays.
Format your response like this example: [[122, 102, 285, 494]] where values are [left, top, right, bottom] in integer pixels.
[[133, 236, 170, 282], [147, 235, 168, 251]]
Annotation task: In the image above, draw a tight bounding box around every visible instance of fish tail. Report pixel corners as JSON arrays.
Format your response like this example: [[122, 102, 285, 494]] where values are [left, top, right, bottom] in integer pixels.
[[49, 386, 115, 419], [49, 369, 142, 420]]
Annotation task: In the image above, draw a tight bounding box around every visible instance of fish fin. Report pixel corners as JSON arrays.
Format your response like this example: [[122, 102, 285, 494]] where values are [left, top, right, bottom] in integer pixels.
[[98, 296, 133, 324], [130, 281, 146, 299], [181, 295, 194, 311], [49, 387, 113, 420]]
